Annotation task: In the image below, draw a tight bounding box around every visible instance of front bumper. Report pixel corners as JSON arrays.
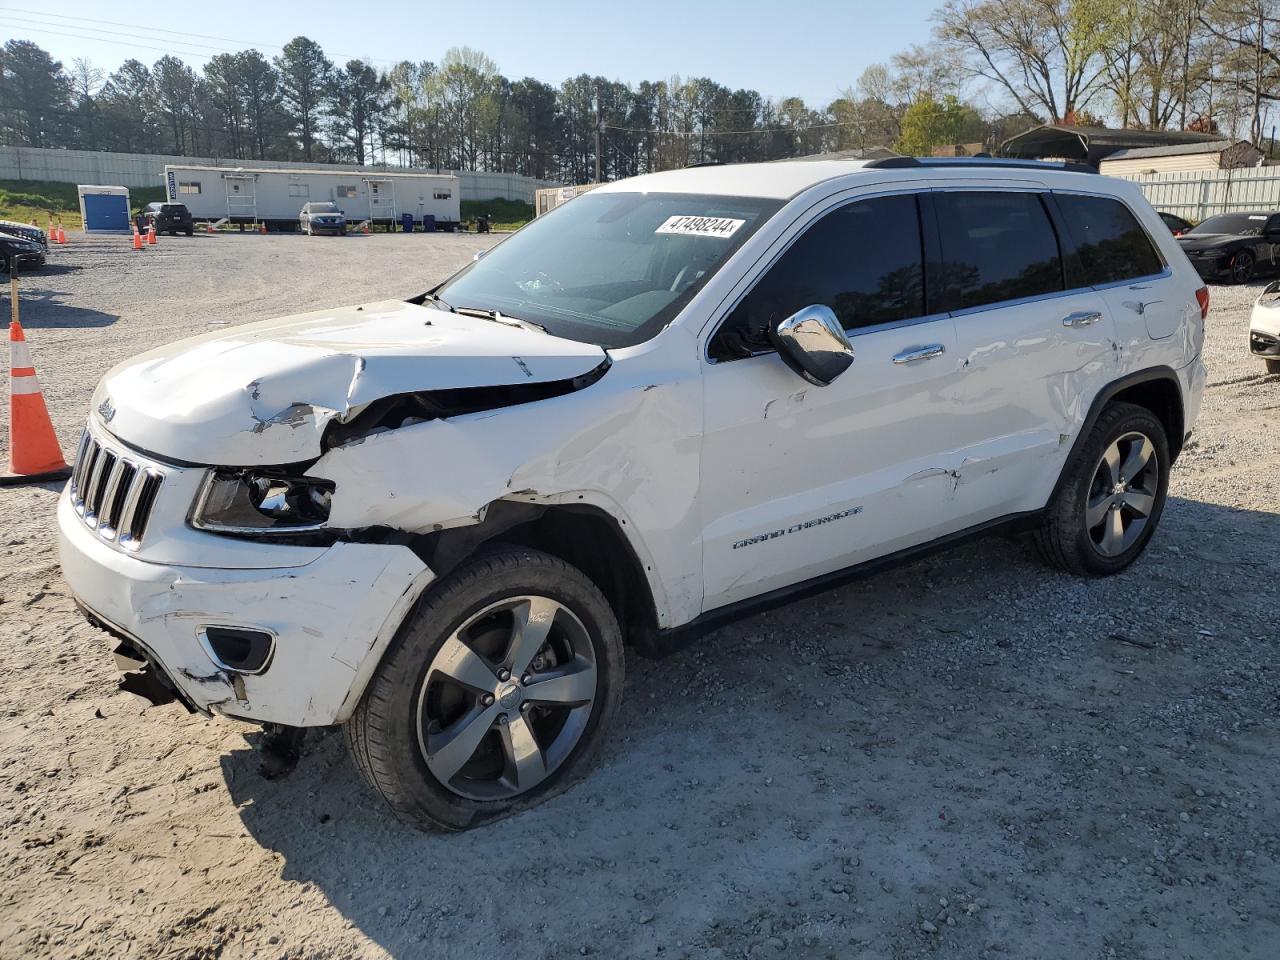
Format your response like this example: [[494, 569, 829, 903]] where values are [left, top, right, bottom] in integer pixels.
[[58, 487, 432, 726], [1250, 297, 1280, 357]]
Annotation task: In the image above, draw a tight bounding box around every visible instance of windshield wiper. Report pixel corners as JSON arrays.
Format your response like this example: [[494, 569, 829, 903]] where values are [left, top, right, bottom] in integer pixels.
[[423, 292, 456, 312], [455, 306, 548, 334]]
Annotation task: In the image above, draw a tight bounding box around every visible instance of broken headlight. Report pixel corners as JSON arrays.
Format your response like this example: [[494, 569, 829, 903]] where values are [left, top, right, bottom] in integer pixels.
[[191, 470, 335, 534]]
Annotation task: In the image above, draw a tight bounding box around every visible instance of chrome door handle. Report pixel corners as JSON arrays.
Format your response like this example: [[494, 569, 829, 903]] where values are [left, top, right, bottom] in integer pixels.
[[1062, 311, 1102, 328], [892, 343, 946, 364]]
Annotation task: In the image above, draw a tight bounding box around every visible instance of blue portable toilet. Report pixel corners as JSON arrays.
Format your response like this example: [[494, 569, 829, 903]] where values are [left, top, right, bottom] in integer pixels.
[[78, 185, 132, 234]]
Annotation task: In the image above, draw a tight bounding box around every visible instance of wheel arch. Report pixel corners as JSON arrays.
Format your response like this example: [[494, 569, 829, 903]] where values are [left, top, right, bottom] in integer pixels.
[[1050, 365, 1185, 506], [414, 499, 664, 656]]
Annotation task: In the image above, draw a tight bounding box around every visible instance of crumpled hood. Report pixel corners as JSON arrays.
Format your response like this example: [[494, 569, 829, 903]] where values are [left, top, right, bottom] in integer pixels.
[[1177, 234, 1245, 253], [93, 299, 607, 465]]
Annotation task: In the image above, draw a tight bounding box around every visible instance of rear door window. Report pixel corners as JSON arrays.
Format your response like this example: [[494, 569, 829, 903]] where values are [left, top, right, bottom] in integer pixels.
[[934, 191, 1065, 312], [710, 193, 926, 360], [1054, 193, 1163, 285]]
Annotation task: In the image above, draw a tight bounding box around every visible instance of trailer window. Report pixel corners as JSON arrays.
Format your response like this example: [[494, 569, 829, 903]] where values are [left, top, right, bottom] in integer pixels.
[[434, 191, 451, 200], [336, 185, 357, 198], [289, 184, 310, 198], [178, 182, 201, 195]]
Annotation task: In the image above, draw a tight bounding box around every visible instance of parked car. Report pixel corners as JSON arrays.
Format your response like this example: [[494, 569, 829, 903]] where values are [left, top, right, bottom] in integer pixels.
[[300, 202, 347, 236], [1176, 211, 1280, 283], [0, 230, 47, 272], [0, 219, 48, 270], [1158, 211, 1194, 236], [144, 202, 195, 237], [59, 158, 1207, 830], [1249, 280, 1280, 373]]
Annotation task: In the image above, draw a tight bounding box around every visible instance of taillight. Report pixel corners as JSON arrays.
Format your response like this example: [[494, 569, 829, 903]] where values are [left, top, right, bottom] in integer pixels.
[[1195, 286, 1209, 320]]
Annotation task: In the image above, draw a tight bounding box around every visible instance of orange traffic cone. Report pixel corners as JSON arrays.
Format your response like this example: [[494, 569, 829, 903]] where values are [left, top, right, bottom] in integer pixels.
[[56, 226, 66, 244], [132, 230, 143, 251], [207, 222, 215, 234], [2, 315, 71, 485], [146, 225, 157, 245], [259, 223, 267, 235], [362, 222, 370, 235]]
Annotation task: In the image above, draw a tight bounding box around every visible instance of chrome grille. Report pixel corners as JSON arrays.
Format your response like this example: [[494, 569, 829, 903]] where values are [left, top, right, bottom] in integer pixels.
[[70, 430, 164, 550]]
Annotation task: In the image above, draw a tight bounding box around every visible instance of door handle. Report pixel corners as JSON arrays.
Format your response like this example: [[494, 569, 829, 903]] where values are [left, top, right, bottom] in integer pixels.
[[1062, 311, 1102, 328], [892, 343, 946, 364]]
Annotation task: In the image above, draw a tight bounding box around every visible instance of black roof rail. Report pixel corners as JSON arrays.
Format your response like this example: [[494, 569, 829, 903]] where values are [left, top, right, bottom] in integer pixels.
[[863, 156, 1098, 175]]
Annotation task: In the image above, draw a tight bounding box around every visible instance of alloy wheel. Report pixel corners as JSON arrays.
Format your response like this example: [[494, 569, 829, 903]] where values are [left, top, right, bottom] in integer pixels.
[[1086, 431, 1159, 557], [416, 595, 598, 801], [1231, 251, 1254, 283]]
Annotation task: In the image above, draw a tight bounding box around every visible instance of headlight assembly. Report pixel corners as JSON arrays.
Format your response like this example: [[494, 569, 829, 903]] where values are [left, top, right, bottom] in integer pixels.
[[191, 470, 334, 534], [1257, 280, 1280, 307]]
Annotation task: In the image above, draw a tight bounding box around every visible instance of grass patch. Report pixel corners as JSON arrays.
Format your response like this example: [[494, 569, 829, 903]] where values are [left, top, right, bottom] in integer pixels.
[[462, 196, 533, 231], [0, 179, 167, 228]]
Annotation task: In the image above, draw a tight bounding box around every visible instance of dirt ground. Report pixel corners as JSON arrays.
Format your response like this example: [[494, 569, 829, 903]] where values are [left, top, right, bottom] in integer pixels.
[[1, 232, 1277, 960]]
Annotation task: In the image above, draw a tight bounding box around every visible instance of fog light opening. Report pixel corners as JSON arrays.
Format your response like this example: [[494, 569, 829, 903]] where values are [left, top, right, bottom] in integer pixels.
[[199, 626, 276, 675]]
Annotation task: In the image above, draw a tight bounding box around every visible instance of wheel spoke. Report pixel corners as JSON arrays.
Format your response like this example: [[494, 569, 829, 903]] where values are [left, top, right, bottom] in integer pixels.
[[505, 596, 560, 677], [431, 635, 497, 693], [1099, 443, 1122, 486], [1100, 507, 1125, 554], [425, 703, 500, 783], [1086, 492, 1112, 529], [523, 659, 597, 706], [1123, 490, 1155, 517], [499, 714, 548, 791], [1120, 436, 1154, 483]]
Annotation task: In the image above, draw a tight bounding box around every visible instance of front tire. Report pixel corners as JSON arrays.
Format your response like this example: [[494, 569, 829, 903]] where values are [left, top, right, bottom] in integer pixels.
[[1230, 250, 1255, 284], [1036, 402, 1170, 576], [346, 546, 624, 831]]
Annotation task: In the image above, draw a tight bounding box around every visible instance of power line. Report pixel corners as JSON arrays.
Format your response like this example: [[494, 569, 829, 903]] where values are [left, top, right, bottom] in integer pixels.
[[0, 21, 218, 61], [2, 15, 241, 54], [1, 7, 404, 68]]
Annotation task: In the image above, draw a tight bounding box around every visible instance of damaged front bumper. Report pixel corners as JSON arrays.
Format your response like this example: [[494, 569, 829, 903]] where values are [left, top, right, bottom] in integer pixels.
[[58, 488, 433, 726]]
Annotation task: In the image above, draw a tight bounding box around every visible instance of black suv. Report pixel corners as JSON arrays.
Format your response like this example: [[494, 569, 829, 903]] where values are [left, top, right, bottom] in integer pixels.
[[145, 202, 195, 236]]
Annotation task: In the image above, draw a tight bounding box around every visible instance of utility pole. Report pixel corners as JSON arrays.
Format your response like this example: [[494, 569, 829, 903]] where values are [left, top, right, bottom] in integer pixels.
[[595, 85, 602, 183]]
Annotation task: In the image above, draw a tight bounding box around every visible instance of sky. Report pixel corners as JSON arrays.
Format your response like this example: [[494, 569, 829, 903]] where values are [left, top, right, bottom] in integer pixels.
[[1, 0, 942, 106]]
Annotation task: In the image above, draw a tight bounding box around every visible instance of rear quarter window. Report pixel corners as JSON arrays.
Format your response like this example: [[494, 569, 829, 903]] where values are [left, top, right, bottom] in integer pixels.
[[1054, 193, 1164, 286]]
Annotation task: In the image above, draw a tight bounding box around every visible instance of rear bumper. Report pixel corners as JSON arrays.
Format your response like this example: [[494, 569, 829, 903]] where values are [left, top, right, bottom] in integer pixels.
[[57, 487, 433, 726]]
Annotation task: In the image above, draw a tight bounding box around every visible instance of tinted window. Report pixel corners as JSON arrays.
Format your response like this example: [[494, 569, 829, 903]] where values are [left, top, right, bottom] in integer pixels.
[[933, 192, 1063, 312], [1056, 194, 1163, 285], [710, 194, 925, 360]]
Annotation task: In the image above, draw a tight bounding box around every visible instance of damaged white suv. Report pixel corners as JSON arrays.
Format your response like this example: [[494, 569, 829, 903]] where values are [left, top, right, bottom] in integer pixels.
[[60, 158, 1207, 830]]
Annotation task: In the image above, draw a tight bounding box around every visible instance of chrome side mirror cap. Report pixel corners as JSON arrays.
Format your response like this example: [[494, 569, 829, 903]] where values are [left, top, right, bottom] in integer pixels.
[[769, 305, 854, 386]]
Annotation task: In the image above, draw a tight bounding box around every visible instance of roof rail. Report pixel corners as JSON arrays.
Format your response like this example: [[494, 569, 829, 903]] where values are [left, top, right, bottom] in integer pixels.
[[864, 156, 1098, 175]]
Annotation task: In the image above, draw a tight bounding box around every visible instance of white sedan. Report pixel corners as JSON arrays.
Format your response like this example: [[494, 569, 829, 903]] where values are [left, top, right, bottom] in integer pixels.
[[1250, 281, 1280, 373]]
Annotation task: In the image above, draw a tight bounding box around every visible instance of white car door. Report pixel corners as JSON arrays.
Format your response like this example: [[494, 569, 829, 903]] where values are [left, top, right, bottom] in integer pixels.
[[930, 188, 1116, 523], [699, 190, 965, 612]]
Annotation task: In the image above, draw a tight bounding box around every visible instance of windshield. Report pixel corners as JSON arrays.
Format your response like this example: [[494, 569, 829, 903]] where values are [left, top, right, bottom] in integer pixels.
[[310, 203, 340, 213], [434, 191, 782, 348], [1188, 214, 1269, 236]]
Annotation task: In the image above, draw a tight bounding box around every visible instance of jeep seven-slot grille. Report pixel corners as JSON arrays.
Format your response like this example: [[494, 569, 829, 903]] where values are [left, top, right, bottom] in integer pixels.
[[70, 430, 164, 550]]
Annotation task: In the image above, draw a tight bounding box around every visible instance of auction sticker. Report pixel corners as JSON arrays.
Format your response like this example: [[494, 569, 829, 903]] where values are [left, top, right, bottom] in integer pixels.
[[656, 215, 745, 238]]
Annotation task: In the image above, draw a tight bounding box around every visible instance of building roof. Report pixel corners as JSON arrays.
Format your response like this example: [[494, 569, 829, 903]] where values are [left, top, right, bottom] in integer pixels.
[[1101, 139, 1249, 161], [163, 163, 458, 180], [1001, 124, 1220, 164]]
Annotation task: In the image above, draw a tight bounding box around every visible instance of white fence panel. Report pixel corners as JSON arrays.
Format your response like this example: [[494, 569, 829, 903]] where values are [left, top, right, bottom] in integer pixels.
[[1113, 167, 1280, 221], [0, 146, 559, 203]]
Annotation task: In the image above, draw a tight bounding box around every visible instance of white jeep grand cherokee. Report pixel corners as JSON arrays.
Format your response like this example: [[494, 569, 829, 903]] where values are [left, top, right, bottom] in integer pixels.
[[59, 158, 1208, 830]]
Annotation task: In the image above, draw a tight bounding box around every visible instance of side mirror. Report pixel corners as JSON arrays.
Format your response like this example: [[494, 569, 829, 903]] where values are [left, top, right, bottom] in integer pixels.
[[769, 305, 854, 386]]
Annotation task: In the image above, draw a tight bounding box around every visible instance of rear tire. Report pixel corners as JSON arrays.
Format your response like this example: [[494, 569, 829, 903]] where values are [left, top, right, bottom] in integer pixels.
[[1036, 402, 1170, 576], [346, 545, 624, 831], [1266, 358, 1280, 374]]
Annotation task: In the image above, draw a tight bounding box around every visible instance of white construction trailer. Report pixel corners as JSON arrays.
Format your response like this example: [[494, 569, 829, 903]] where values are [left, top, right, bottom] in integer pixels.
[[161, 164, 462, 231]]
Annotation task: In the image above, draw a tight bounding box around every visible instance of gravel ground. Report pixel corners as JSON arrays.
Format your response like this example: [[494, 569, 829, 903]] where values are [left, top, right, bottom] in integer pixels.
[[1, 233, 1278, 960]]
